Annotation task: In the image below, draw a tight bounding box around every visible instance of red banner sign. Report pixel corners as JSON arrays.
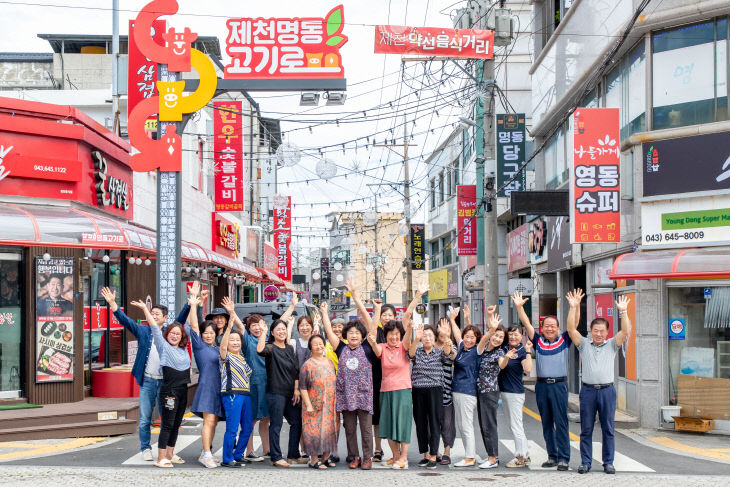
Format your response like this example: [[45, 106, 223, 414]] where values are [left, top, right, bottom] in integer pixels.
[[213, 100, 244, 211], [572, 108, 621, 243], [128, 19, 165, 118], [457, 185, 477, 256], [212, 213, 241, 258], [507, 223, 529, 272], [264, 242, 278, 274], [224, 5, 348, 79], [273, 195, 291, 281], [83, 306, 124, 331], [593, 294, 615, 338], [374, 25, 494, 59]]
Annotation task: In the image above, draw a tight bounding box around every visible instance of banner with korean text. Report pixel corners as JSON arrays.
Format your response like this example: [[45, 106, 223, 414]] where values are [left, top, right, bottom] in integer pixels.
[[572, 108, 621, 243], [224, 5, 348, 79], [213, 101, 244, 212], [457, 185, 477, 255], [410, 224, 425, 270], [496, 113, 526, 196], [374, 26, 494, 59], [127, 19, 165, 118], [273, 195, 291, 282]]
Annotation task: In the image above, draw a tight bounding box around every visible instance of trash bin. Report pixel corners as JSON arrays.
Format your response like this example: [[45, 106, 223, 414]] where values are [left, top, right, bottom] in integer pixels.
[[661, 405, 682, 422]]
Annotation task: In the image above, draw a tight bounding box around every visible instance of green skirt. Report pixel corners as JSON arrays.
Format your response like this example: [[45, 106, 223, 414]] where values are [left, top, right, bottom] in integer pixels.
[[378, 389, 413, 443]]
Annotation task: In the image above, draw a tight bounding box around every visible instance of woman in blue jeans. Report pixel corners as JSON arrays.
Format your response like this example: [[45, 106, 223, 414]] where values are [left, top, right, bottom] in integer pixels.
[[218, 316, 253, 468], [257, 318, 303, 468]]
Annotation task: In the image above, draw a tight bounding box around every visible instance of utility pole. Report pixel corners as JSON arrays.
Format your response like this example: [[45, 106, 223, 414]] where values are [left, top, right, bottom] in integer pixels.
[[374, 111, 417, 305], [111, 0, 120, 135]]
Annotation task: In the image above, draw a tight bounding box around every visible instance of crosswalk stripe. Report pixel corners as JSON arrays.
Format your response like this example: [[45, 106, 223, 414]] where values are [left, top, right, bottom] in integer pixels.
[[569, 441, 654, 472], [122, 435, 200, 465]]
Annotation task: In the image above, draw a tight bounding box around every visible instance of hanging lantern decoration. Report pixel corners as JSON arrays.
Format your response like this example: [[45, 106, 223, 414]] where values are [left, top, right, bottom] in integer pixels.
[[336, 274, 344, 282], [397, 220, 409, 236], [312, 272, 321, 280], [365, 264, 374, 273], [276, 143, 301, 167], [358, 245, 368, 255], [363, 211, 378, 226], [315, 158, 337, 180], [333, 262, 343, 271]]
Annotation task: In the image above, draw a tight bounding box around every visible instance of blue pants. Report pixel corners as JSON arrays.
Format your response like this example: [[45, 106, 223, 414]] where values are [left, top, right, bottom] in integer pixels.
[[535, 381, 570, 463], [138, 377, 162, 452], [579, 385, 616, 467], [221, 394, 254, 463], [266, 393, 302, 462]]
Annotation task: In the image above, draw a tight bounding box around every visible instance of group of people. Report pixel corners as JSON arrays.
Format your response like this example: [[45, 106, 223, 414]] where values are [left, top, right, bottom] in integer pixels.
[[102, 278, 630, 475]]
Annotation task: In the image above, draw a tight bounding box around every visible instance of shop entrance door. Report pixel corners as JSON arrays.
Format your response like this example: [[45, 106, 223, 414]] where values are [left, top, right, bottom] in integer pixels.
[[0, 252, 23, 399]]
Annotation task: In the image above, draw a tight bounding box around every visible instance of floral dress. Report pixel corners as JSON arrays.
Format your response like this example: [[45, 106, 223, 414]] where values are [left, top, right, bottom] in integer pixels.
[[299, 358, 338, 456]]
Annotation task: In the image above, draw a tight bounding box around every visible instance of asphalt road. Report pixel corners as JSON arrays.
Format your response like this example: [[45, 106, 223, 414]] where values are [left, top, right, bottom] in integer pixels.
[[3, 390, 728, 477]]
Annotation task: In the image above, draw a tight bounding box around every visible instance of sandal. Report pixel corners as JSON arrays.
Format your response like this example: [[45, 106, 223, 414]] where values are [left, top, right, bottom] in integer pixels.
[[272, 460, 290, 468], [373, 450, 383, 462], [326, 458, 336, 468], [154, 458, 173, 468], [170, 454, 185, 464], [440, 455, 451, 465], [308, 461, 327, 470]]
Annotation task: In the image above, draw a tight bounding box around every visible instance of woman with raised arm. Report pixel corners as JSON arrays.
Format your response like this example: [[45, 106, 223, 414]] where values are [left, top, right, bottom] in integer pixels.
[[184, 283, 224, 469], [367, 282, 424, 470], [499, 309, 533, 469], [240, 311, 270, 461], [476, 313, 506, 469], [131, 300, 191, 469], [321, 301, 376, 470], [299, 334, 337, 470], [218, 314, 253, 468], [410, 322, 455, 469], [435, 315, 457, 465], [450, 303, 488, 467], [256, 317, 302, 468]]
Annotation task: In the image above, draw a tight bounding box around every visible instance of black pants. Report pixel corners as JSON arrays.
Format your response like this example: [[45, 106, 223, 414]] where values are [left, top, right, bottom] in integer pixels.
[[158, 385, 188, 449], [266, 393, 302, 462], [412, 386, 443, 455], [477, 391, 500, 458]]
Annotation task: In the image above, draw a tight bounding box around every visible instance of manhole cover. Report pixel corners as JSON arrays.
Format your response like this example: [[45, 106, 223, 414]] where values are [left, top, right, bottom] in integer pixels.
[[417, 472, 443, 477], [467, 478, 495, 482], [493, 474, 521, 477]]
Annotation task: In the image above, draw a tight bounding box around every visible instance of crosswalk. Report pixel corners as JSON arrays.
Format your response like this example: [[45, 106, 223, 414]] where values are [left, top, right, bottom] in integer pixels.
[[120, 431, 654, 473]]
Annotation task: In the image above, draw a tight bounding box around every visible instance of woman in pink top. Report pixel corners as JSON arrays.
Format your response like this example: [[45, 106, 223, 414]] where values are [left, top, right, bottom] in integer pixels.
[[366, 284, 425, 470]]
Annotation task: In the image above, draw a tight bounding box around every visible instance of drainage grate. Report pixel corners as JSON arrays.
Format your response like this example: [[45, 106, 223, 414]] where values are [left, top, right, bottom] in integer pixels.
[[417, 472, 443, 477]]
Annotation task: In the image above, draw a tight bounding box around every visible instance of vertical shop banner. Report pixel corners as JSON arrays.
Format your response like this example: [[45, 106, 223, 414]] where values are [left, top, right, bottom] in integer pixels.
[[410, 224, 425, 270], [572, 108, 621, 243], [618, 292, 637, 381], [35, 257, 74, 382], [374, 25, 494, 59], [128, 19, 165, 118], [320, 257, 330, 300], [496, 113, 527, 196], [528, 216, 548, 264], [546, 216, 572, 272], [273, 195, 291, 281], [507, 223, 529, 272], [264, 242, 278, 275], [593, 294, 615, 338], [213, 101, 244, 211], [457, 185, 477, 255]]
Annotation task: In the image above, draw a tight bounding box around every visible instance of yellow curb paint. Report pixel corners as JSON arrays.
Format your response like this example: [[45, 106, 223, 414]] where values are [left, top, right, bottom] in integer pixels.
[[647, 437, 730, 462], [0, 442, 43, 449], [0, 437, 104, 460], [523, 406, 580, 442]]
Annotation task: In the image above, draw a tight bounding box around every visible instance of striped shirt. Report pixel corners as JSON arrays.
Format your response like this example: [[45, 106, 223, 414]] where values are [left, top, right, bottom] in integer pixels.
[[411, 345, 451, 388], [531, 331, 572, 378], [150, 324, 191, 371], [220, 352, 252, 395]]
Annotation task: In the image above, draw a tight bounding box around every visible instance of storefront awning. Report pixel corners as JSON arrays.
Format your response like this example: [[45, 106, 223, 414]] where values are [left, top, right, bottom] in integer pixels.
[[609, 247, 730, 280], [0, 202, 260, 278], [256, 267, 291, 288]]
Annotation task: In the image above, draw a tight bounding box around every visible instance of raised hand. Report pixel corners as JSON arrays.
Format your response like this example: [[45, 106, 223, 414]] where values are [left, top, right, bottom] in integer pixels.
[[130, 300, 147, 310], [566, 288, 585, 308], [616, 294, 630, 312], [415, 325, 424, 342], [100, 287, 116, 305], [187, 294, 200, 308], [511, 290, 529, 308], [416, 279, 429, 296], [372, 298, 383, 305], [200, 289, 210, 302], [345, 276, 356, 294], [489, 313, 502, 330], [221, 296, 235, 314], [290, 291, 299, 307], [487, 305, 497, 316], [320, 301, 328, 314], [524, 340, 533, 353], [190, 280, 201, 297], [463, 304, 471, 320], [449, 307, 459, 321], [505, 348, 518, 359]]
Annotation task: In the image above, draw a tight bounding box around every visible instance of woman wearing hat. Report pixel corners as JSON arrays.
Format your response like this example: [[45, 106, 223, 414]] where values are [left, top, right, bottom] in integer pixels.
[[206, 307, 232, 346]]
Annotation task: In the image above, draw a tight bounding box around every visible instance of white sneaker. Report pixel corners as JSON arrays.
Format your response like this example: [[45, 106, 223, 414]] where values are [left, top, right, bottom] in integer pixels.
[[478, 459, 499, 469], [453, 458, 476, 467], [201, 455, 218, 469], [141, 449, 154, 461]]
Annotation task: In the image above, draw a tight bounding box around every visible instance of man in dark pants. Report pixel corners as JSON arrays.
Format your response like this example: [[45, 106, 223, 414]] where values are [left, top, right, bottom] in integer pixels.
[[512, 291, 572, 471], [566, 289, 630, 475]]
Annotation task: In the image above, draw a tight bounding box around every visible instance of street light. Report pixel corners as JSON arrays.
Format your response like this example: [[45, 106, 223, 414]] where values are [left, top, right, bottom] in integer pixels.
[[325, 92, 347, 105], [300, 93, 320, 106]]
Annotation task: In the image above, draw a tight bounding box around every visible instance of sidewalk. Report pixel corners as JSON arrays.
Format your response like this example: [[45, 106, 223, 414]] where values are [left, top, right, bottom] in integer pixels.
[[619, 428, 730, 465]]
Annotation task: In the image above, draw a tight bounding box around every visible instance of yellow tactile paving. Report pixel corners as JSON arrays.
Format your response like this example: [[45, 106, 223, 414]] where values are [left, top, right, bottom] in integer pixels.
[[647, 436, 730, 462], [0, 437, 105, 461]]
